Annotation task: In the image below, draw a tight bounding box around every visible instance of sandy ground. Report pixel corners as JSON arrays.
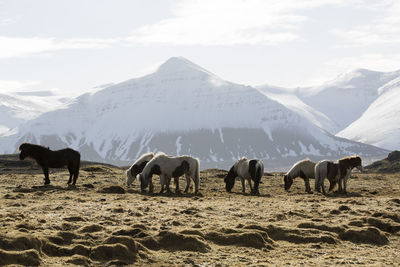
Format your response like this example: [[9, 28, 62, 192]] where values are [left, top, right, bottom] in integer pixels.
[[0, 158, 399, 266]]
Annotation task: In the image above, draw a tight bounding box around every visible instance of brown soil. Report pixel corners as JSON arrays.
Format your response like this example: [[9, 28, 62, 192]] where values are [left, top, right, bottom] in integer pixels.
[[0, 161, 399, 266]]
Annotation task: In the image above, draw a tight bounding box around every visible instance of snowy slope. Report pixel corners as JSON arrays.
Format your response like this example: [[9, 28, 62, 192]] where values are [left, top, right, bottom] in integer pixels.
[[0, 57, 388, 169], [258, 69, 400, 135], [298, 69, 400, 133], [337, 76, 400, 150], [257, 85, 338, 133], [0, 91, 69, 135]]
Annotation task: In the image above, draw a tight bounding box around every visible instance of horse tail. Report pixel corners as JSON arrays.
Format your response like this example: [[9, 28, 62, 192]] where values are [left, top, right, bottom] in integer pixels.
[[328, 180, 337, 192], [254, 160, 263, 194], [73, 152, 80, 184], [256, 162, 263, 181], [193, 157, 200, 193], [314, 163, 320, 191]]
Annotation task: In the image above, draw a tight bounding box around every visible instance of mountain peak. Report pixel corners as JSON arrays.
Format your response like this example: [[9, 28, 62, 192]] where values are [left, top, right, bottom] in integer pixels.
[[155, 57, 218, 79]]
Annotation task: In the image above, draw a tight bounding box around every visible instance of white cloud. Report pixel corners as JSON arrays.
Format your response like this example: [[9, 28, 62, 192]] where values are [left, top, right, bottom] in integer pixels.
[[129, 0, 355, 46], [325, 53, 400, 72], [333, 0, 400, 46], [0, 36, 117, 59], [0, 80, 40, 93]]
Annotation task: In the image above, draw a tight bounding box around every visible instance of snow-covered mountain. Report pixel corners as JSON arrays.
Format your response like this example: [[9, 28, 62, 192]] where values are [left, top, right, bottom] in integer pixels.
[[258, 69, 400, 135], [299, 69, 400, 133], [0, 91, 70, 135], [0, 57, 388, 169], [256, 85, 338, 134], [337, 76, 400, 150]]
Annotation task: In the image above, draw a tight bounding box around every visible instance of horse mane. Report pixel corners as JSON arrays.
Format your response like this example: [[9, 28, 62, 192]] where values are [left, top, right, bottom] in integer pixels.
[[338, 155, 362, 169], [286, 158, 313, 176], [339, 155, 360, 161], [18, 143, 50, 151], [133, 152, 154, 165]]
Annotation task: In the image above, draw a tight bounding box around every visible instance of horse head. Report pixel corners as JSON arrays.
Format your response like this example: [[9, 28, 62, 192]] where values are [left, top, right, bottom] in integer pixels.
[[354, 156, 363, 172], [224, 165, 236, 192], [18, 143, 29, 160], [126, 169, 136, 187], [283, 174, 293, 191]]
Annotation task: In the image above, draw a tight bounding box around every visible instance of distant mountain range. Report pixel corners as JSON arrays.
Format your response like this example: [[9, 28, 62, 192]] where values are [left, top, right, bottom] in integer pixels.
[[0, 91, 70, 135], [0, 57, 397, 169]]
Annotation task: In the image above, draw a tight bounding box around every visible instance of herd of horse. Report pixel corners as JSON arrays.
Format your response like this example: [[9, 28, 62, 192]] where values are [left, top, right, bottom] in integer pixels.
[[17, 143, 363, 195]]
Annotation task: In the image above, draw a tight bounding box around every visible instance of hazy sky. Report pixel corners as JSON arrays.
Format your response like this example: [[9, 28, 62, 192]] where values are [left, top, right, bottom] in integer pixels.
[[1, 0, 400, 96]]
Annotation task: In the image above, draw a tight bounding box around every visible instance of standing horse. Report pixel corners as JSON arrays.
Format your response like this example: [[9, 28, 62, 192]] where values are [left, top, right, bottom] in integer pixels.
[[126, 152, 154, 187], [18, 143, 81, 185], [338, 155, 363, 194], [224, 158, 264, 195], [283, 159, 315, 193], [314, 160, 340, 195], [138, 154, 200, 194]]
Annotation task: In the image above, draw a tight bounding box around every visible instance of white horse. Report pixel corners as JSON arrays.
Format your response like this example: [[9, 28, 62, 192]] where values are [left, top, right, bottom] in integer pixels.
[[126, 152, 154, 187], [138, 154, 200, 194], [224, 157, 264, 195], [283, 159, 315, 193], [314, 160, 340, 195]]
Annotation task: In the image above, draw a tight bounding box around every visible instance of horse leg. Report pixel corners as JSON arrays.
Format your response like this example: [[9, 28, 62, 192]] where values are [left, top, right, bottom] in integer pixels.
[[321, 176, 326, 195], [43, 167, 50, 185], [149, 177, 154, 194], [343, 175, 349, 194], [184, 175, 191, 193], [304, 178, 312, 193], [165, 176, 172, 193], [338, 178, 343, 193], [67, 165, 73, 184], [240, 177, 245, 193], [248, 178, 254, 195], [174, 176, 180, 193], [159, 175, 166, 194]]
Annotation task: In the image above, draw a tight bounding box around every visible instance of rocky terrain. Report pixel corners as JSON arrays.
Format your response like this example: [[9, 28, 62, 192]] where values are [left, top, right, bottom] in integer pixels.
[[0, 155, 399, 266]]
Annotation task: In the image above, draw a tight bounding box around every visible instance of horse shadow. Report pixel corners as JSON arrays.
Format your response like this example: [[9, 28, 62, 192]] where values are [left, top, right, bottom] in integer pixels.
[[319, 191, 363, 198], [12, 184, 79, 193], [229, 191, 272, 198], [126, 188, 203, 198]]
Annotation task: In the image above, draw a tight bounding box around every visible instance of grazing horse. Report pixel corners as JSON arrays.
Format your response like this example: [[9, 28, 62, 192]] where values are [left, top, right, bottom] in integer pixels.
[[314, 160, 340, 195], [126, 152, 154, 187], [224, 158, 264, 195], [284, 159, 315, 193], [338, 155, 363, 194], [138, 154, 200, 194], [18, 143, 80, 185]]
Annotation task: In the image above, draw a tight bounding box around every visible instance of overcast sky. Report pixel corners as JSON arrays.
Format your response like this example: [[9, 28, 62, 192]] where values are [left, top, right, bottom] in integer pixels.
[[1, 0, 400, 96]]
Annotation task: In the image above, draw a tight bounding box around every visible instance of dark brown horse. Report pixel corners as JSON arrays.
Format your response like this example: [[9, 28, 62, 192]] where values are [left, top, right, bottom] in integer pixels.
[[19, 143, 81, 185]]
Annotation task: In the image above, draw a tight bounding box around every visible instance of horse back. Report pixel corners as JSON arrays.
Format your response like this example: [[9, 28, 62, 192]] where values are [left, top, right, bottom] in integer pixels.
[[44, 148, 80, 168]]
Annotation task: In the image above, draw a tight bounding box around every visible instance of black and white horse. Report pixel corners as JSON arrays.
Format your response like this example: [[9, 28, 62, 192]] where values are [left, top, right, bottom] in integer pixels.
[[224, 158, 264, 195], [314, 160, 340, 195], [138, 154, 200, 194], [337, 156, 363, 194], [284, 159, 315, 193], [126, 152, 154, 187], [315, 156, 363, 194]]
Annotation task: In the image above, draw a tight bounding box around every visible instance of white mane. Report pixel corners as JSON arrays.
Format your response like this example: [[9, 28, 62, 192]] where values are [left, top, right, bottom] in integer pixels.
[[126, 152, 155, 186], [135, 152, 154, 164], [286, 158, 314, 176]]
